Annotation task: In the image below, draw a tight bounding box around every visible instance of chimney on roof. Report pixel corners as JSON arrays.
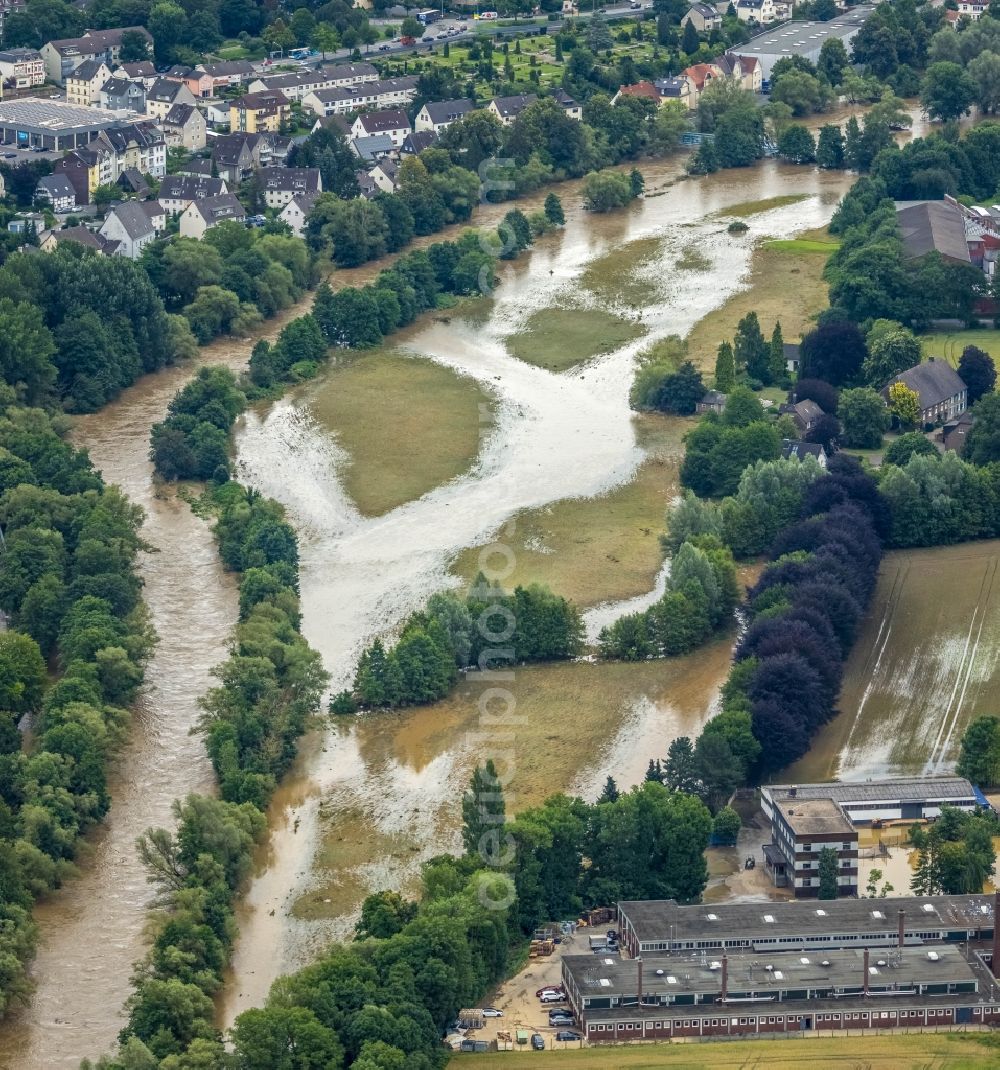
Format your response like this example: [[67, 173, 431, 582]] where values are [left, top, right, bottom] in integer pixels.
[[993, 891, 1000, 976], [636, 956, 643, 1007], [863, 947, 870, 997], [721, 952, 728, 1002], [898, 910, 905, 949]]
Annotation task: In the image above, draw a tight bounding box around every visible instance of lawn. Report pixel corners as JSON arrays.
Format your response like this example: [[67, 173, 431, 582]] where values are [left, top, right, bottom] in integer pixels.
[[764, 237, 841, 253], [506, 307, 646, 371], [921, 328, 1000, 367], [458, 1033, 1000, 1069], [712, 193, 811, 220], [685, 227, 834, 372], [579, 234, 666, 308], [786, 540, 1000, 783], [308, 349, 493, 517], [450, 413, 688, 607]]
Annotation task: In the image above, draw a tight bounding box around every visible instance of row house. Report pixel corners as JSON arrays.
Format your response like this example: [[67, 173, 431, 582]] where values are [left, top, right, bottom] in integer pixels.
[[65, 59, 111, 106], [197, 60, 256, 92], [210, 131, 290, 184], [144, 77, 197, 121], [42, 26, 152, 85], [249, 63, 376, 103], [98, 121, 166, 179], [301, 75, 419, 118], [0, 48, 45, 90], [414, 98, 474, 134], [369, 156, 399, 194], [320, 61, 378, 87], [99, 77, 146, 112], [350, 109, 410, 148], [163, 64, 215, 98], [161, 102, 206, 152], [113, 60, 157, 88], [257, 166, 322, 209], [230, 90, 290, 134], [179, 193, 245, 239], [157, 174, 228, 215]]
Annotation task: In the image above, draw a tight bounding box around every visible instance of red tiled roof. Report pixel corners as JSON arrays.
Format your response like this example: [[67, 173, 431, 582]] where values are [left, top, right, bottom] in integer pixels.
[[618, 81, 662, 101]]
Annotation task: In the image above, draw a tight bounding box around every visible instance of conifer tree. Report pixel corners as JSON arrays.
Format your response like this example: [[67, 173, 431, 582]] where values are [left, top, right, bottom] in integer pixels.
[[714, 340, 736, 391]]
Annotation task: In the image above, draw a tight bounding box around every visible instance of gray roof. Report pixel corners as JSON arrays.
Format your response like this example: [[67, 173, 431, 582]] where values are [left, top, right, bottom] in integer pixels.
[[117, 167, 149, 193], [36, 175, 75, 200], [422, 98, 474, 124], [688, 2, 719, 17], [159, 174, 226, 200], [177, 156, 213, 176], [190, 192, 246, 223], [896, 200, 971, 263], [619, 893, 996, 947], [67, 58, 106, 81], [105, 200, 154, 240], [0, 97, 129, 133], [101, 77, 141, 97], [50, 225, 105, 251], [356, 108, 409, 133], [0, 49, 42, 62], [764, 776, 977, 807], [349, 133, 394, 161], [402, 129, 437, 154], [700, 390, 727, 405], [118, 61, 155, 78], [258, 166, 320, 193], [198, 60, 254, 77], [781, 438, 825, 462], [147, 77, 184, 102], [773, 796, 851, 836], [733, 7, 874, 59], [321, 61, 377, 80], [491, 93, 537, 117], [163, 102, 197, 126], [884, 360, 967, 410]]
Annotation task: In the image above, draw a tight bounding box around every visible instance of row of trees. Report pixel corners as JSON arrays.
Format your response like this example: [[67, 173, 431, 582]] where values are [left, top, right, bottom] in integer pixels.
[[910, 806, 998, 896], [0, 396, 153, 1016], [597, 536, 737, 660], [341, 576, 583, 712]]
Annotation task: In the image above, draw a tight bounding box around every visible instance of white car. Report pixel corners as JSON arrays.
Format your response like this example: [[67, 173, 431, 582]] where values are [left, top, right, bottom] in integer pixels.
[[481, 1007, 503, 1017], [540, 992, 566, 1004]]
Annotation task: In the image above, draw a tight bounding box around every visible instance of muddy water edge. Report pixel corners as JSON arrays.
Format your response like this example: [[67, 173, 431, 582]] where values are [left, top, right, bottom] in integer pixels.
[[0, 153, 859, 1066]]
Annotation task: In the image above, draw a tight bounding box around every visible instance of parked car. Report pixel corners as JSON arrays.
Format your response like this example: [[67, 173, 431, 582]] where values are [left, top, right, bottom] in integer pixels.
[[531, 1033, 545, 1050], [540, 992, 565, 1004], [549, 1017, 574, 1028], [378, 43, 390, 50], [549, 1010, 574, 1021], [556, 1031, 583, 1041], [481, 1008, 503, 1018], [536, 986, 564, 997]]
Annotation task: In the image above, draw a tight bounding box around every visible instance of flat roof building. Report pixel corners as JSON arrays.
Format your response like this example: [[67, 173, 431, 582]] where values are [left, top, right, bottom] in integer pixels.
[[731, 6, 874, 78], [768, 797, 858, 898], [0, 97, 137, 150], [761, 776, 983, 826]]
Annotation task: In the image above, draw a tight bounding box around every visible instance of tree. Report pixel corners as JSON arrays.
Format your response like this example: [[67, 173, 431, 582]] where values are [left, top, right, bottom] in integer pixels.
[[663, 736, 700, 794], [818, 37, 849, 86], [587, 12, 613, 51], [356, 890, 418, 939], [581, 170, 634, 212], [777, 124, 816, 164], [970, 50, 1000, 114], [865, 866, 893, 899], [723, 386, 765, 427], [888, 381, 921, 429], [543, 192, 565, 226], [956, 715, 1000, 788], [771, 71, 830, 117], [0, 632, 47, 715], [681, 17, 699, 55], [714, 340, 735, 392], [653, 360, 705, 415], [799, 321, 868, 386], [883, 431, 937, 467], [231, 1006, 344, 1069], [838, 387, 889, 448], [769, 322, 786, 384], [462, 760, 507, 862], [734, 311, 768, 381], [119, 30, 150, 62], [597, 776, 620, 803], [965, 392, 1000, 465], [0, 297, 57, 406], [712, 806, 740, 845], [921, 61, 977, 123], [862, 327, 921, 387], [957, 345, 996, 404], [629, 168, 645, 198], [816, 123, 845, 169], [818, 846, 838, 899]]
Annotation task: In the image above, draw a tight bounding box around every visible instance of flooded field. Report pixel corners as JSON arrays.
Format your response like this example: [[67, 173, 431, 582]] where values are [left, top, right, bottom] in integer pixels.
[[786, 541, 1000, 784]]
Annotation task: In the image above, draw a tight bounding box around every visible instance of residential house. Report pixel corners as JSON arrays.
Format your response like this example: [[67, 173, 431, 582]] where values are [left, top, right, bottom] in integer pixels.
[[201, 101, 231, 130], [614, 75, 699, 109], [65, 59, 111, 106], [230, 90, 290, 134], [301, 75, 419, 118], [957, 0, 988, 19], [402, 129, 437, 155], [117, 166, 150, 198], [278, 192, 319, 237], [114, 60, 157, 87], [896, 199, 973, 266], [881, 359, 968, 426], [781, 438, 828, 468], [176, 156, 213, 178], [157, 174, 228, 215], [210, 131, 287, 183], [355, 169, 378, 199], [683, 62, 723, 102], [681, 2, 722, 32], [0, 48, 44, 90], [99, 199, 156, 258], [349, 133, 396, 165], [736, 0, 777, 22], [197, 60, 255, 92], [780, 398, 823, 436], [414, 98, 474, 134], [162, 102, 207, 151], [488, 93, 536, 126], [612, 80, 664, 106], [551, 88, 583, 121], [714, 51, 763, 93], [54, 146, 107, 205], [99, 77, 146, 112], [941, 410, 975, 453], [783, 341, 801, 374], [696, 389, 727, 414], [350, 108, 411, 147], [764, 796, 858, 896], [163, 65, 214, 98], [97, 120, 166, 178], [144, 78, 196, 121], [34, 174, 76, 212], [40, 225, 111, 254], [319, 61, 378, 87], [42, 26, 152, 85], [369, 156, 399, 193], [179, 192, 246, 239], [257, 167, 322, 209]]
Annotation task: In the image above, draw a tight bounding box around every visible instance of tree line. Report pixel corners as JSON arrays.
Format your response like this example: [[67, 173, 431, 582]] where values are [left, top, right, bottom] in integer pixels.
[[0, 393, 153, 1017]]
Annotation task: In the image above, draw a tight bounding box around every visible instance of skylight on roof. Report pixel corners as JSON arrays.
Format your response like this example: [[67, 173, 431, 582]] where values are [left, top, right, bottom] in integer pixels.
[[816, 909, 827, 916], [604, 958, 614, 965], [800, 957, 810, 965], [599, 978, 611, 987], [706, 913, 718, 921], [922, 903, 936, 913], [764, 914, 776, 923], [871, 910, 884, 920], [667, 976, 677, 984], [773, 970, 784, 980]]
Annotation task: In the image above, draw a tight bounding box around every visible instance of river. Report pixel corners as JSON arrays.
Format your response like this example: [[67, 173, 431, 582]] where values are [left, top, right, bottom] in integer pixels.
[[0, 155, 856, 1067]]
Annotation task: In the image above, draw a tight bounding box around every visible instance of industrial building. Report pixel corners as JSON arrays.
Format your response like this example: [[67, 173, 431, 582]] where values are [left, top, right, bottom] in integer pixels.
[[0, 97, 135, 150], [731, 6, 874, 78], [761, 776, 984, 826], [563, 894, 1000, 1043], [617, 894, 997, 956], [764, 797, 858, 897]]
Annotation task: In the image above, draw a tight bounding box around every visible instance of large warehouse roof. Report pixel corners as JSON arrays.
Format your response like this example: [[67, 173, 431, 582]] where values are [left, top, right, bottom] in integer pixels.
[[735, 6, 874, 61], [0, 97, 131, 132]]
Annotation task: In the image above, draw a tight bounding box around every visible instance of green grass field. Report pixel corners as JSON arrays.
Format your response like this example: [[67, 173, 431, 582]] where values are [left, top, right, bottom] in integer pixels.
[[920, 328, 1000, 367], [763, 237, 841, 253], [506, 307, 646, 371], [458, 1033, 1000, 1068], [712, 193, 811, 220]]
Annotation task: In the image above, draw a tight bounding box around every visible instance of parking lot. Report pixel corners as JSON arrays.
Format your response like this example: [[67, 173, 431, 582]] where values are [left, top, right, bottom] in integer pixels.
[[463, 929, 602, 1051]]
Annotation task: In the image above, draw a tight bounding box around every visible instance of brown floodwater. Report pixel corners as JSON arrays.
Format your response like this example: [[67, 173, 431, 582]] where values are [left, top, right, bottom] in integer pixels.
[[0, 145, 863, 1065]]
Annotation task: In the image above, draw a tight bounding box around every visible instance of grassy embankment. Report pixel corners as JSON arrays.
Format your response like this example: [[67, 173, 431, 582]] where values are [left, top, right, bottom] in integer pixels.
[[459, 1033, 1000, 1069], [506, 307, 647, 372], [786, 540, 1000, 783], [308, 350, 493, 516], [921, 328, 1000, 366]]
